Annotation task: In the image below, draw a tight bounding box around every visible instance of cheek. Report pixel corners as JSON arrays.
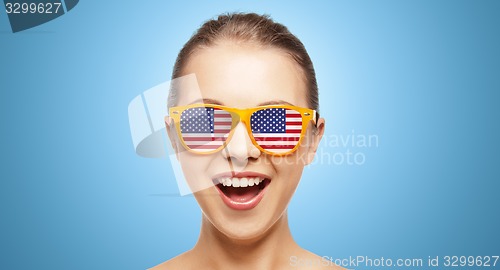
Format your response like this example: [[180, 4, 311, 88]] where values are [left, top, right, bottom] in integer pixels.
[[296, 130, 318, 164], [178, 153, 215, 193], [271, 153, 306, 199], [278, 140, 311, 170]]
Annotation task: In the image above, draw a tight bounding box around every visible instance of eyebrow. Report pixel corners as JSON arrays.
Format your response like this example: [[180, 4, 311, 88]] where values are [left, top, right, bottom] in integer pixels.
[[188, 98, 224, 105], [257, 100, 296, 106], [187, 98, 295, 107]]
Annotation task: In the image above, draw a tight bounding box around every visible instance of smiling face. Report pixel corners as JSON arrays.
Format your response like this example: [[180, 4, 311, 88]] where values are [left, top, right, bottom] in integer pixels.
[[167, 41, 324, 240]]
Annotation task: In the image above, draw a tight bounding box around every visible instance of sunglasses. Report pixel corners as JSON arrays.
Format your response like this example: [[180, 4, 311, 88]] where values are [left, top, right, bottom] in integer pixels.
[[168, 104, 318, 156]]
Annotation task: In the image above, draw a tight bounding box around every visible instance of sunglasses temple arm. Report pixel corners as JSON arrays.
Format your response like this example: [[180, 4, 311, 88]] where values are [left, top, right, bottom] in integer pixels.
[[314, 111, 319, 128]]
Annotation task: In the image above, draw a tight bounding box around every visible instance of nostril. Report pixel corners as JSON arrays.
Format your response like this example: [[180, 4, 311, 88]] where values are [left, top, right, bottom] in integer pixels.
[[221, 123, 259, 160], [249, 147, 261, 158]]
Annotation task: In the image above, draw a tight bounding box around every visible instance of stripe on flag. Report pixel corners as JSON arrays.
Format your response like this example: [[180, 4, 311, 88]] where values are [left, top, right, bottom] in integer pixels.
[[250, 108, 303, 153], [180, 107, 232, 152]]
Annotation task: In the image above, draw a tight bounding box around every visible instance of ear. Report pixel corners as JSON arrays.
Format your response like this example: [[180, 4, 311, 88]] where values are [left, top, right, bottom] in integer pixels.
[[304, 118, 325, 165], [165, 116, 180, 160]]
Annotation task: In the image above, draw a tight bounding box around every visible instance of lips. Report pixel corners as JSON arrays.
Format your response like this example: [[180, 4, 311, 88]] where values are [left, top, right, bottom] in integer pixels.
[[212, 172, 271, 211]]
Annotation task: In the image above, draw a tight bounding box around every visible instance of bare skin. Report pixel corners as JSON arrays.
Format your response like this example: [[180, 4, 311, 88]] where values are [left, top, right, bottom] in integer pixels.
[[152, 42, 341, 270], [153, 212, 342, 270]]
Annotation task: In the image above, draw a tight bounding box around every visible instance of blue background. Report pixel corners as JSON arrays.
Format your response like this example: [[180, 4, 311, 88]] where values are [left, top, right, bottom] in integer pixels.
[[1, 0, 499, 269]]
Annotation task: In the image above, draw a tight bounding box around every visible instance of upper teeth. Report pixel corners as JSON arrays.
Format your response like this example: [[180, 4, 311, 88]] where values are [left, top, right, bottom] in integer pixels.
[[216, 177, 265, 187]]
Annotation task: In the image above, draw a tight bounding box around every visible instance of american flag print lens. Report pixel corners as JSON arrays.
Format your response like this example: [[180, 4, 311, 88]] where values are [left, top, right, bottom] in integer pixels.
[[250, 108, 303, 154], [180, 107, 233, 153]]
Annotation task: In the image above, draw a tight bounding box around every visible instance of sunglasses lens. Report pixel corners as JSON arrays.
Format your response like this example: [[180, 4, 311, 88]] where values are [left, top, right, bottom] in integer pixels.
[[180, 107, 233, 153], [250, 108, 303, 154]]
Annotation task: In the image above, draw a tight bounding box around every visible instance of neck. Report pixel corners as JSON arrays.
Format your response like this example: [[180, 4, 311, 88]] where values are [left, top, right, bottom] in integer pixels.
[[191, 211, 299, 270]]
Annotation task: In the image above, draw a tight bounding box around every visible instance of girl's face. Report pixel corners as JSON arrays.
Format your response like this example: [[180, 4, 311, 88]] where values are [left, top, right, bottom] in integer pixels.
[[167, 42, 324, 240]]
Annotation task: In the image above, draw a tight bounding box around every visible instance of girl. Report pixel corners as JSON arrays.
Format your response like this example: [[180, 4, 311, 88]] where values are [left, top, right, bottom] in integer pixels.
[[154, 13, 339, 270]]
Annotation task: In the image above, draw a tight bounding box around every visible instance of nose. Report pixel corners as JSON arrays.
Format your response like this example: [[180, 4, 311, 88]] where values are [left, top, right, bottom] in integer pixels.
[[221, 122, 261, 165]]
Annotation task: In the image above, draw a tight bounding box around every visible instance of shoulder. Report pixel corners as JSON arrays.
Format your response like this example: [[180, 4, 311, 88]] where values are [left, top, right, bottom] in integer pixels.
[[290, 249, 346, 270], [148, 251, 195, 270]]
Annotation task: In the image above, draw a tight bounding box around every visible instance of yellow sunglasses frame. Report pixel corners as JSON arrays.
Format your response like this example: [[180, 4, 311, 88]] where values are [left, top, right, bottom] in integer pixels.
[[168, 104, 318, 156]]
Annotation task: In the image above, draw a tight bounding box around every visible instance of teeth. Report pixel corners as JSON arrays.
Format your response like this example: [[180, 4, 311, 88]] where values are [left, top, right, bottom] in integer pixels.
[[216, 177, 265, 188], [240, 178, 248, 187], [232, 178, 240, 187]]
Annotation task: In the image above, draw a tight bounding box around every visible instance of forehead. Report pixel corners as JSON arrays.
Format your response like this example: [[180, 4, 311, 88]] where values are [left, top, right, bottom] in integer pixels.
[[177, 43, 308, 108]]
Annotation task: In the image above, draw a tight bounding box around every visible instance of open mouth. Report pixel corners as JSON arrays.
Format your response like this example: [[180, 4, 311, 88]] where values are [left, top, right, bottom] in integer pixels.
[[212, 176, 271, 210]]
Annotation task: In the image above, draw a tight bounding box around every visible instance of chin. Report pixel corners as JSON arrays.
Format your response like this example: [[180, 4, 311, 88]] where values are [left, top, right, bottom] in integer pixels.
[[209, 200, 286, 243], [215, 217, 275, 242]]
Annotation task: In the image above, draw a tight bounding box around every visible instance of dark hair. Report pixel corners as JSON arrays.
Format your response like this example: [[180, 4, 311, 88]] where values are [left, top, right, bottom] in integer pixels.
[[169, 12, 319, 112]]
